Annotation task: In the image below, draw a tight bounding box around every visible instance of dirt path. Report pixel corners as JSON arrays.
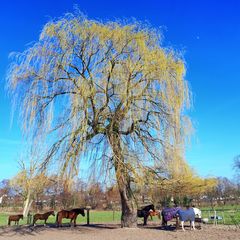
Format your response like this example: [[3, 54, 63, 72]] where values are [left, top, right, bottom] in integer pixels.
[[0, 223, 239, 240]]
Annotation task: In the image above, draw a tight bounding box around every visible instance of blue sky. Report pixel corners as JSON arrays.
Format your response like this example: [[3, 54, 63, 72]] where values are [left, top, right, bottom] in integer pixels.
[[0, 0, 240, 180]]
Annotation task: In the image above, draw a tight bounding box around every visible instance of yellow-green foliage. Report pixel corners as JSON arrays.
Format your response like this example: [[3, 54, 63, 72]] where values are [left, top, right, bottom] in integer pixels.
[[156, 160, 217, 198], [10, 166, 50, 200], [7, 12, 191, 184]]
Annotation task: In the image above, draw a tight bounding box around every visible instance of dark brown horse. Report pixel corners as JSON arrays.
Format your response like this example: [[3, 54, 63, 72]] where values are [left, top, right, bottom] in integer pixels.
[[56, 208, 85, 227], [33, 210, 55, 226], [8, 214, 23, 226], [137, 204, 155, 225]]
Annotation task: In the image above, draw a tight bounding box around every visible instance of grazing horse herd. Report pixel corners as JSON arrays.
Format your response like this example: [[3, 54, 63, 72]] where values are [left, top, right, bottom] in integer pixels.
[[8, 208, 85, 227], [161, 206, 202, 231], [7, 205, 202, 231], [138, 204, 202, 231]]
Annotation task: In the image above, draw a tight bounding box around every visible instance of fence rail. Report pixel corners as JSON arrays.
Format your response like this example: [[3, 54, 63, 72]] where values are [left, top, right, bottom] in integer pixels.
[[0, 208, 240, 227], [201, 209, 240, 226]]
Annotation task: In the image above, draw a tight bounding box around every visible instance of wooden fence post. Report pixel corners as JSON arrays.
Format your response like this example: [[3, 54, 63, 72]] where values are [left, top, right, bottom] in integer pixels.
[[86, 206, 91, 225], [27, 212, 32, 224]]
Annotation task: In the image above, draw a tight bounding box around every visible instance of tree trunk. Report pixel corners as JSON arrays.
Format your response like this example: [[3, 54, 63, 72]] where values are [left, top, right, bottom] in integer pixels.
[[23, 191, 33, 217], [108, 131, 137, 228], [118, 183, 137, 227]]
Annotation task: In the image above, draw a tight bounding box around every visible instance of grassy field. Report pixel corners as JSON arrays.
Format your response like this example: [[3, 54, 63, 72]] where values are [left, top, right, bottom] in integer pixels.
[[197, 205, 239, 224], [1, 208, 240, 227], [0, 210, 122, 227]]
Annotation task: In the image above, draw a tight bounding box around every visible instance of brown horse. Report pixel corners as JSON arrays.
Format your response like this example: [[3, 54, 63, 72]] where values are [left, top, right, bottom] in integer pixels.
[[33, 210, 55, 226], [56, 208, 85, 227], [8, 214, 23, 226], [149, 209, 161, 220]]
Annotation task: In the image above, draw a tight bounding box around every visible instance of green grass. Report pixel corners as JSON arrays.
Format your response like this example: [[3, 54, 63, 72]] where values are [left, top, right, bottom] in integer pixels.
[[1, 207, 240, 227], [201, 209, 240, 225], [198, 205, 240, 225], [200, 205, 240, 211], [89, 210, 121, 223], [0, 210, 122, 227]]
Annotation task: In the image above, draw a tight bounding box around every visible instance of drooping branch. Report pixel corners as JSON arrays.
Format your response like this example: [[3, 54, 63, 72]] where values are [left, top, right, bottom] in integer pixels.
[[7, 12, 191, 195]]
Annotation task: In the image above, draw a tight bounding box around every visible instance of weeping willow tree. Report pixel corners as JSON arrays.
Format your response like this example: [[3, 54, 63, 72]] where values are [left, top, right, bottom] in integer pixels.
[[7, 11, 191, 227]]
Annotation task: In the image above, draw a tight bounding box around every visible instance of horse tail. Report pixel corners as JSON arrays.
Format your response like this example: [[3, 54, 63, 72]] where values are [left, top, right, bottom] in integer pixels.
[[8, 218, 10, 226]]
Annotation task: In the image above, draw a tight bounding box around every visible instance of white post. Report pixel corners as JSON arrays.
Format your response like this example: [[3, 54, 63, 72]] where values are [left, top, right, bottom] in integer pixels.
[[214, 210, 217, 225]]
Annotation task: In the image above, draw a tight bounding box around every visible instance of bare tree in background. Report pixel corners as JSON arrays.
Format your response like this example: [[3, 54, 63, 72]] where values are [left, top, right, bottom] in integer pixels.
[[234, 155, 240, 170], [7, 11, 191, 227], [233, 155, 240, 186], [10, 160, 50, 216]]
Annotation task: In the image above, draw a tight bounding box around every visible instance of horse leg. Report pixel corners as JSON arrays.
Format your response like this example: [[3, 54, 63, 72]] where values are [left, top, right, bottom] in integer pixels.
[[161, 212, 167, 226], [33, 216, 37, 226], [143, 216, 146, 225], [59, 217, 62, 227], [74, 217, 77, 227], [191, 221, 195, 230], [162, 218, 167, 226], [56, 214, 59, 227], [181, 221, 185, 231], [145, 213, 150, 225], [143, 215, 148, 225], [176, 217, 179, 229]]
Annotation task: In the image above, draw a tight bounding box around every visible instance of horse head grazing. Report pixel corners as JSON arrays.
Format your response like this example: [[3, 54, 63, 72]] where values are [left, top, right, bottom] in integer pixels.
[[70, 208, 85, 217], [193, 207, 201, 218], [81, 209, 85, 217], [50, 210, 55, 216]]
